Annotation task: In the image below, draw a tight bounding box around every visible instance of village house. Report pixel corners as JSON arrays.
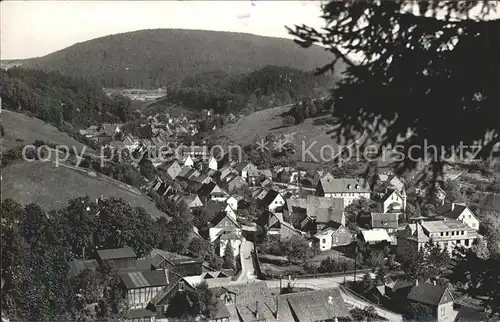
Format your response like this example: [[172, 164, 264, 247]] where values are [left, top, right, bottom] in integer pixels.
[[371, 212, 400, 233], [257, 211, 302, 241], [252, 187, 269, 201], [396, 219, 478, 256], [209, 211, 241, 244], [182, 154, 195, 167], [208, 156, 219, 171], [233, 161, 257, 180], [170, 193, 204, 209], [211, 282, 352, 322], [435, 203, 480, 230], [377, 188, 407, 213], [198, 182, 229, 203], [312, 226, 353, 251], [97, 247, 137, 271], [406, 282, 455, 322], [159, 160, 182, 179], [220, 173, 247, 193], [359, 229, 392, 246], [147, 249, 204, 277], [305, 196, 346, 231], [226, 195, 239, 211], [316, 178, 371, 206], [120, 270, 170, 311], [259, 190, 285, 212]]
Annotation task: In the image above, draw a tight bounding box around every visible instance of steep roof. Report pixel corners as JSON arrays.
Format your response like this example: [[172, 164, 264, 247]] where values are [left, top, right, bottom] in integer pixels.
[[306, 196, 345, 224], [97, 247, 136, 260], [371, 212, 399, 229], [119, 270, 168, 289], [220, 282, 276, 322], [260, 190, 282, 208], [407, 283, 452, 307], [280, 288, 351, 322], [319, 178, 370, 194]]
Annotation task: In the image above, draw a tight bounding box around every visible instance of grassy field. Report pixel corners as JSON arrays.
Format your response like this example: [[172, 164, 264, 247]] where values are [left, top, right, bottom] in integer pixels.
[[2, 161, 166, 219], [215, 105, 366, 164], [1, 110, 92, 153]]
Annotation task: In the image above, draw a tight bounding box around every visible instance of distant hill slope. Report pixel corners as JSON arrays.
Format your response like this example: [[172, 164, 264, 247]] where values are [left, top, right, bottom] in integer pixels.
[[2, 161, 165, 219], [20, 29, 340, 88]]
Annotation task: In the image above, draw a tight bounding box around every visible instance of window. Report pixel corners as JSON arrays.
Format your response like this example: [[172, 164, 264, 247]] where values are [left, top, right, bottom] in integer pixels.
[[468, 214, 471, 218], [441, 232, 444, 237], [451, 231, 455, 236], [465, 239, 470, 247], [446, 232, 449, 236], [322, 238, 326, 244], [472, 223, 476, 228], [179, 281, 185, 291], [461, 231, 464, 235], [440, 307, 446, 316]]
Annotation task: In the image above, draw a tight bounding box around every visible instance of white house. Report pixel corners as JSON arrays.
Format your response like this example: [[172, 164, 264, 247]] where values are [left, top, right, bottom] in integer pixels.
[[208, 156, 219, 171], [224, 204, 237, 221], [260, 190, 285, 212], [438, 203, 480, 230], [313, 226, 353, 251], [379, 189, 406, 213], [183, 155, 195, 168], [226, 196, 239, 211], [317, 178, 371, 207]]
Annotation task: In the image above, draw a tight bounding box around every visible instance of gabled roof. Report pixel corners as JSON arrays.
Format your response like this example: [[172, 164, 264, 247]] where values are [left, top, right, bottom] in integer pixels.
[[407, 283, 452, 307], [119, 270, 168, 289], [439, 204, 471, 220], [97, 247, 136, 260], [454, 305, 490, 322], [306, 196, 344, 224], [210, 210, 240, 228], [280, 288, 351, 322], [319, 178, 370, 194], [218, 282, 276, 322], [361, 229, 391, 243], [371, 212, 399, 229], [259, 169, 273, 178], [380, 188, 403, 203], [234, 161, 256, 172], [260, 190, 282, 207], [149, 271, 185, 306]]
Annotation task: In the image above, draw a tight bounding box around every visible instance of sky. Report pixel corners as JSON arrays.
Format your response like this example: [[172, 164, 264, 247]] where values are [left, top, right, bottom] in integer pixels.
[[0, 1, 327, 60]]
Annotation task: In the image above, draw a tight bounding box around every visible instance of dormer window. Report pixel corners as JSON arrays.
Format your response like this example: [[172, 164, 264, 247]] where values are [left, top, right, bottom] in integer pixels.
[[347, 184, 351, 190], [355, 184, 360, 189]]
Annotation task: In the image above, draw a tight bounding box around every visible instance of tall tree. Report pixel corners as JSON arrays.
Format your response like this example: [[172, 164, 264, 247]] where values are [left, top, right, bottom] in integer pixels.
[[289, 1, 500, 178]]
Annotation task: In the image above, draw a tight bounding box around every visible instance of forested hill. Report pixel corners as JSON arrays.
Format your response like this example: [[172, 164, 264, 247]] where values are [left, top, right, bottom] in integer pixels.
[[0, 68, 132, 129], [19, 29, 340, 88], [146, 65, 335, 115]]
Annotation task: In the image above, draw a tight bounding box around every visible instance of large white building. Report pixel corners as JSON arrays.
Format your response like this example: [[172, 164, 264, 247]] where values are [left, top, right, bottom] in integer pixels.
[[316, 178, 371, 207]]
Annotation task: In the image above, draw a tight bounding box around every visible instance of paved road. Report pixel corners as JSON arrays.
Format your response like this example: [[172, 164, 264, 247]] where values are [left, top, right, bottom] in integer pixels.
[[235, 238, 257, 282]]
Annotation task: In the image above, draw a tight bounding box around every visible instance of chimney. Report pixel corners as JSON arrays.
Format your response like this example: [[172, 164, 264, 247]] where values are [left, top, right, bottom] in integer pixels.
[[415, 279, 419, 286], [433, 280, 437, 286], [451, 203, 455, 211], [255, 301, 259, 318]]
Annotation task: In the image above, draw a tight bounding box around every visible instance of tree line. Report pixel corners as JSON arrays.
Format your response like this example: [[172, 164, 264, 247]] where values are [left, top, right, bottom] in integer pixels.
[[158, 65, 333, 115], [1, 195, 223, 321], [0, 68, 133, 130]]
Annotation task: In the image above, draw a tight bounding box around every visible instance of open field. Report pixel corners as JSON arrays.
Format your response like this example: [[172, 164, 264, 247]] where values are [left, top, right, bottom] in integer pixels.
[[215, 105, 367, 163], [1, 110, 92, 153], [2, 161, 166, 219]]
